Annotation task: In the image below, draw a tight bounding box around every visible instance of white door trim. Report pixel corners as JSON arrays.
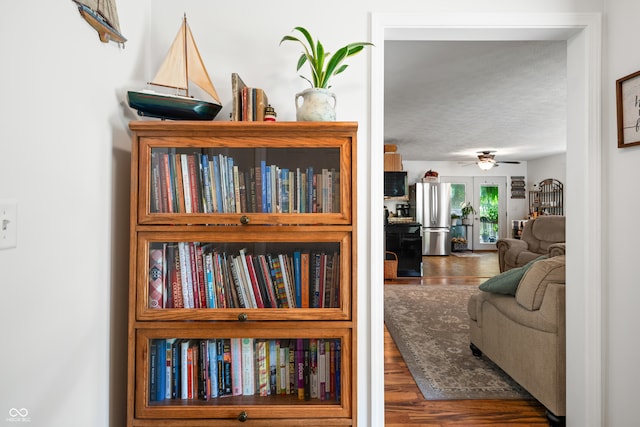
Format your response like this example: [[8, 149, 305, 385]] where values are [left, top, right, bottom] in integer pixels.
[[369, 12, 602, 427]]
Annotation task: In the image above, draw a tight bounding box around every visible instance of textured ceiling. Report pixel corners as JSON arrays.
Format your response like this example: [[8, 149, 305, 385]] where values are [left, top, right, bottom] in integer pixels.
[[384, 40, 567, 163]]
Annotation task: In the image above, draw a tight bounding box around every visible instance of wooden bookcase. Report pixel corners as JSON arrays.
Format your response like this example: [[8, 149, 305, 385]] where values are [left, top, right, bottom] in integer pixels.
[[126, 121, 358, 426]]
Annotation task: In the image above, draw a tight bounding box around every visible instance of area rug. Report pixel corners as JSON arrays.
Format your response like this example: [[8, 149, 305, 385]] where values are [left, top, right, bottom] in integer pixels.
[[384, 285, 532, 400]]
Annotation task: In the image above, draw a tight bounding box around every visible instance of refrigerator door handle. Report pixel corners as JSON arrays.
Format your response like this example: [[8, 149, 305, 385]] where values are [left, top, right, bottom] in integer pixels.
[[431, 185, 437, 225]]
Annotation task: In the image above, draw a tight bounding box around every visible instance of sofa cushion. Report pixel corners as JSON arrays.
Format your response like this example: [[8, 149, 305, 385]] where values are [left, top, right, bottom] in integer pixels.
[[516, 255, 565, 311], [479, 256, 546, 295]]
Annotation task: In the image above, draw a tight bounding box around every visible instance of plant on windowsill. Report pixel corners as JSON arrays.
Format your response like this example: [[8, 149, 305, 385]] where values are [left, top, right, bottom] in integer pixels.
[[451, 213, 462, 226], [280, 26, 373, 121]]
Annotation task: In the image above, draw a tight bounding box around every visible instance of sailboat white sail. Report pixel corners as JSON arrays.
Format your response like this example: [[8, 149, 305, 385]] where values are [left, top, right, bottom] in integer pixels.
[[127, 15, 223, 120], [72, 0, 126, 45]]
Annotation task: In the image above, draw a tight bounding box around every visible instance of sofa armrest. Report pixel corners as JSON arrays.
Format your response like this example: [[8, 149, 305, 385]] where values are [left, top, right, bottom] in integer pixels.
[[548, 242, 566, 258], [496, 238, 528, 272], [538, 282, 566, 330]]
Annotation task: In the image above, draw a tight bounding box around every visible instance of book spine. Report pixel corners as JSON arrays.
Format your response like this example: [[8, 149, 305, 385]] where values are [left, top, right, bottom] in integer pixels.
[[335, 340, 341, 402], [257, 340, 269, 396], [201, 154, 213, 213], [260, 161, 267, 212], [231, 338, 243, 396], [297, 338, 304, 400], [233, 165, 242, 213], [177, 243, 191, 309], [165, 339, 173, 399], [194, 243, 207, 309], [198, 340, 209, 400], [293, 250, 302, 308], [180, 341, 190, 399], [149, 339, 159, 401], [269, 340, 278, 395], [148, 245, 164, 309], [300, 251, 310, 308], [278, 340, 288, 395], [238, 248, 259, 308], [289, 340, 296, 396], [310, 338, 318, 398], [204, 251, 215, 308], [241, 338, 255, 396], [318, 339, 326, 400], [303, 339, 311, 401], [180, 154, 192, 213], [208, 339, 218, 398], [150, 152, 160, 213]]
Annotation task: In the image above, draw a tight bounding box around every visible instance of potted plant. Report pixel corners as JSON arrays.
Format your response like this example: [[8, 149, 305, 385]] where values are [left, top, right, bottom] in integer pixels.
[[280, 27, 373, 121], [460, 202, 476, 225], [451, 213, 462, 226]]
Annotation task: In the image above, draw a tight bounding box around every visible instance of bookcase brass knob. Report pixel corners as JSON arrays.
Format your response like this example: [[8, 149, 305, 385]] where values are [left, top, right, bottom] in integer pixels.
[[240, 215, 250, 225], [237, 411, 248, 422], [238, 313, 248, 321]]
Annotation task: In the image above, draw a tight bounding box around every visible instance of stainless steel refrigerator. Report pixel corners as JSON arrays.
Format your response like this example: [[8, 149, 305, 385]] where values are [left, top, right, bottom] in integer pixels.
[[411, 182, 451, 256]]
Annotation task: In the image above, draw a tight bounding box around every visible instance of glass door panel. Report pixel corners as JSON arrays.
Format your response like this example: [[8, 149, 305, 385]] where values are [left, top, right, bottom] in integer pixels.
[[473, 177, 506, 251]]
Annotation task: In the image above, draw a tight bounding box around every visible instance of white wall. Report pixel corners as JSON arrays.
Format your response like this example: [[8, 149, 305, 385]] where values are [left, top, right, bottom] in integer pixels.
[[10, 1, 640, 427], [528, 153, 567, 189], [603, 0, 640, 425], [0, 1, 148, 426]]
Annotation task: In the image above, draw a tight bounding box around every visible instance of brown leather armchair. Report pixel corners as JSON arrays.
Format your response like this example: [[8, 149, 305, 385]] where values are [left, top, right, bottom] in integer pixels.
[[497, 216, 565, 272]]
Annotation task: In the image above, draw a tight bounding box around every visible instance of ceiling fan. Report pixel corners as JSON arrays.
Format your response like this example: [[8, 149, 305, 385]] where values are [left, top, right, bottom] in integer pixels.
[[473, 151, 521, 170]]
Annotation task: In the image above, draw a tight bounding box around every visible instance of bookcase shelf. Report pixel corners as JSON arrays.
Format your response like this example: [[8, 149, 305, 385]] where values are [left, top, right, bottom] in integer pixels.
[[127, 121, 358, 426]]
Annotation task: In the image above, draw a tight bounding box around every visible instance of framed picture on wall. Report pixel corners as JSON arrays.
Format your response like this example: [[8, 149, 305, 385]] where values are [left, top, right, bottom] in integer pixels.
[[616, 70, 640, 148]]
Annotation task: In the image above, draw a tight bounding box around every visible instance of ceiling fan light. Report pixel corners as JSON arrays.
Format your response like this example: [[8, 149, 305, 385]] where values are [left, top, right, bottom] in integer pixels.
[[477, 160, 494, 170]]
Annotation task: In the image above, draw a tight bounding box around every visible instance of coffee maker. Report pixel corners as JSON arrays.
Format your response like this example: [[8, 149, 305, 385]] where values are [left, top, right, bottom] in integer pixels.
[[396, 203, 410, 218]]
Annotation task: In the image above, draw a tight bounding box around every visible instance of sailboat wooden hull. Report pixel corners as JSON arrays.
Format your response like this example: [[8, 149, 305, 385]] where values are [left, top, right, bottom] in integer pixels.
[[73, 1, 127, 44], [127, 91, 222, 121]]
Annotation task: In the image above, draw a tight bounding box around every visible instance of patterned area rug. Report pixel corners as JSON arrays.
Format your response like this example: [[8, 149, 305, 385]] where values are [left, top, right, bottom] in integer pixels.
[[384, 285, 532, 400]]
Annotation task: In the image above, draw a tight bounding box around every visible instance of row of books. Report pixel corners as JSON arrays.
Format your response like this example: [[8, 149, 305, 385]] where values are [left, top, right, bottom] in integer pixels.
[[149, 338, 342, 402], [149, 242, 341, 309], [150, 150, 340, 215]]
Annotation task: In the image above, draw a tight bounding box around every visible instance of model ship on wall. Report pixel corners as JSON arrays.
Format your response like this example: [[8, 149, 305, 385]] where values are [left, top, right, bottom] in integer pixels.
[[72, 0, 126, 45], [127, 15, 223, 121]]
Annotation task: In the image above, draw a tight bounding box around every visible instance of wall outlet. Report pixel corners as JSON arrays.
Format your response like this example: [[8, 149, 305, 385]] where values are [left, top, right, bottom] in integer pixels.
[[0, 199, 17, 249]]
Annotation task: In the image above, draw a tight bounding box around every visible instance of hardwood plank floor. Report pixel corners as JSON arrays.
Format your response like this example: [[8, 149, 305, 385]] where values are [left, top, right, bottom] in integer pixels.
[[384, 251, 549, 426]]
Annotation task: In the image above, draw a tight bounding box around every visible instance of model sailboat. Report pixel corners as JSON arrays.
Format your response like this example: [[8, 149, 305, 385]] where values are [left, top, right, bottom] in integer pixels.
[[127, 15, 223, 121], [72, 0, 126, 45]]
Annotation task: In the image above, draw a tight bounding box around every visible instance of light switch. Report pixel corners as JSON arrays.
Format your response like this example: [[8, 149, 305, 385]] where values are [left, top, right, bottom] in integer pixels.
[[0, 200, 17, 249]]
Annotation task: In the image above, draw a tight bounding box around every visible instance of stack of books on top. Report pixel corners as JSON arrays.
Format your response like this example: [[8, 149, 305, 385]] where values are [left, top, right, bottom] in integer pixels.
[[231, 73, 269, 121]]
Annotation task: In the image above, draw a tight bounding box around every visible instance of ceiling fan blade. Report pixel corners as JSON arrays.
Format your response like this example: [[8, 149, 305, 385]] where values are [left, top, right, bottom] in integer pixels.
[[496, 160, 521, 164]]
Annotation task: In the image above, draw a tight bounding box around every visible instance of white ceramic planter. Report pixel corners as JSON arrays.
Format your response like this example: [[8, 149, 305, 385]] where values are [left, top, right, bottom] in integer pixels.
[[295, 88, 337, 121]]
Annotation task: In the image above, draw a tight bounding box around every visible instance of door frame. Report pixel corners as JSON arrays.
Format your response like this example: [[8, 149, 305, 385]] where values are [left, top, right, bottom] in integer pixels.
[[369, 13, 602, 427]]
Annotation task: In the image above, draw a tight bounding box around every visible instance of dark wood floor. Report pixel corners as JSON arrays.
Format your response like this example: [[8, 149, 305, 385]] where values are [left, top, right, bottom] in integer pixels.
[[384, 251, 549, 426]]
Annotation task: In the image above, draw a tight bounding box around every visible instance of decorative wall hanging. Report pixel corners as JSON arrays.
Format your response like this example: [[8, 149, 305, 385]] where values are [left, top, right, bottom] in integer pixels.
[[616, 70, 640, 148], [72, 0, 127, 46]]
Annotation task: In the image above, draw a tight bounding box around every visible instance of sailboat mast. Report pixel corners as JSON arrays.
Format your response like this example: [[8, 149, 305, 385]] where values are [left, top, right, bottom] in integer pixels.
[[183, 14, 189, 98]]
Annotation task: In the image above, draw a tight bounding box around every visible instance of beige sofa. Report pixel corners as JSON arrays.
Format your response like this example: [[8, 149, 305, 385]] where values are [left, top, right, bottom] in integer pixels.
[[497, 216, 566, 272], [468, 255, 566, 425]]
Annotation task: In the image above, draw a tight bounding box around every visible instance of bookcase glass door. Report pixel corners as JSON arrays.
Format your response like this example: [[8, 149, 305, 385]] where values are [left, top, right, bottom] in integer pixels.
[[146, 145, 343, 216], [136, 328, 352, 421], [138, 230, 352, 322]]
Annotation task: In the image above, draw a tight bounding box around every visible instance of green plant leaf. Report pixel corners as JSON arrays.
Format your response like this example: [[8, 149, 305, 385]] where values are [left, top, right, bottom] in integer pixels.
[[296, 54, 308, 72], [280, 28, 373, 88]]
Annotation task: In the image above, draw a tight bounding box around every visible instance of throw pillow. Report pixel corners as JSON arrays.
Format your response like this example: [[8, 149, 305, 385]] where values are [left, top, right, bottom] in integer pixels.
[[479, 256, 547, 295], [516, 255, 565, 311]]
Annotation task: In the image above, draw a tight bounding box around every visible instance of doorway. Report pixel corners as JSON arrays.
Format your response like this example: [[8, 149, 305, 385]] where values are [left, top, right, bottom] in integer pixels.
[[370, 13, 602, 427], [473, 176, 506, 250]]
